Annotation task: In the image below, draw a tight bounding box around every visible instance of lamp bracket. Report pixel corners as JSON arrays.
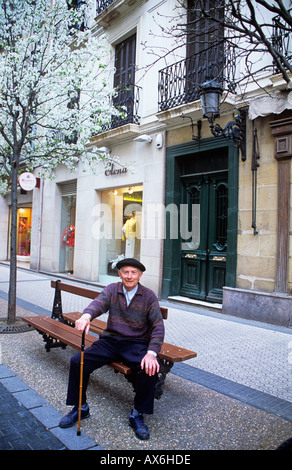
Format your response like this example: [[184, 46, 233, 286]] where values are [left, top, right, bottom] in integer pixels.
[[208, 108, 247, 161]]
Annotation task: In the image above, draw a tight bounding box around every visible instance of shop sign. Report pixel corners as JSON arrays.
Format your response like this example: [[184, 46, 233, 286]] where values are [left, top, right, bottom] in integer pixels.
[[105, 163, 127, 176], [18, 172, 37, 191]]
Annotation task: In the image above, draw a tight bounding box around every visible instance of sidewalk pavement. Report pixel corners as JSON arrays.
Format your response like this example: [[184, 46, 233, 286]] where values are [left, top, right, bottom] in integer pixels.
[[0, 263, 292, 451], [0, 364, 99, 450]]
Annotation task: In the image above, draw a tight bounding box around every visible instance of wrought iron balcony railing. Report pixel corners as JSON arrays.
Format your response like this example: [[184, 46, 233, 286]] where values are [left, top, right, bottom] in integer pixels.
[[96, 0, 116, 15], [158, 47, 226, 112], [272, 14, 292, 74], [101, 83, 141, 132]]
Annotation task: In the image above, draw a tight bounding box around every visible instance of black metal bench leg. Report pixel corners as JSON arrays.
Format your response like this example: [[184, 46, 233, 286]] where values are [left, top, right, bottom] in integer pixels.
[[123, 360, 174, 400], [39, 331, 67, 352], [155, 359, 174, 399], [52, 280, 66, 323]]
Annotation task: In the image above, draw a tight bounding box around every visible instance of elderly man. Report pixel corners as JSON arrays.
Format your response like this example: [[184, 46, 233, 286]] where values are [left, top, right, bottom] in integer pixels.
[[59, 258, 165, 440]]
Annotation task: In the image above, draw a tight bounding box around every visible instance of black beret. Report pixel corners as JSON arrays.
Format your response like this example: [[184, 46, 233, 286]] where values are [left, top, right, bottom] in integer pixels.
[[116, 258, 146, 272]]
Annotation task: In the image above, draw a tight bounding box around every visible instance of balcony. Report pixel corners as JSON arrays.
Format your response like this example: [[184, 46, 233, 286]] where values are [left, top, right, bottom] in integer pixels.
[[272, 14, 292, 74], [101, 83, 141, 132], [96, 0, 138, 27], [96, 0, 116, 14], [158, 46, 227, 113], [90, 82, 141, 146]]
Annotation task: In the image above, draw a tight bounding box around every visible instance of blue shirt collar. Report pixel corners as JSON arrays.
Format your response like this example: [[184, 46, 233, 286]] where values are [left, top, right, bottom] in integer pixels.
[[123, 284, 138, 305]]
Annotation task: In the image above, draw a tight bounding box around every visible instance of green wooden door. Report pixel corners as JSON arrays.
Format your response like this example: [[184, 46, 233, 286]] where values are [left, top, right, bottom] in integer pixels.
[[180, 171, 228, 302]]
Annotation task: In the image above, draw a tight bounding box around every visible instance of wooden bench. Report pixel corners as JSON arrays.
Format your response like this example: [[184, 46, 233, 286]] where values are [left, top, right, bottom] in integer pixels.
[[22, 279, 197, 398]]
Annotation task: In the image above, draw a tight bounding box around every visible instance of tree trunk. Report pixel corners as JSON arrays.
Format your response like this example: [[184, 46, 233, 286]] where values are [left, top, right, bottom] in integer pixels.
[[7, 161, 18, 324]]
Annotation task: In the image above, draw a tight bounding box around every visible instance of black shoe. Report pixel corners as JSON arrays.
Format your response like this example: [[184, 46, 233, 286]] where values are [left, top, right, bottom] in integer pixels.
[[59, 404, 90, 428], [129, 410, 150, 440]]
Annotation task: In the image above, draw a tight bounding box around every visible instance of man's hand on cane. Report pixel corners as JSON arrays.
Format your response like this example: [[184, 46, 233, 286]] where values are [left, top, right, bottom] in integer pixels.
[[75, 313, 91, 334]]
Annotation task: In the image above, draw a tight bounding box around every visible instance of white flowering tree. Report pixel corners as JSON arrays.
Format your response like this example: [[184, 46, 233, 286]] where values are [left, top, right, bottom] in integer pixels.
[[0, 0, 119, 324]]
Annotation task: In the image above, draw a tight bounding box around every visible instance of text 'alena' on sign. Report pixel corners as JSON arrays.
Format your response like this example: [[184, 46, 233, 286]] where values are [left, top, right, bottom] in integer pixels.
[[105, 163, 128, 176]]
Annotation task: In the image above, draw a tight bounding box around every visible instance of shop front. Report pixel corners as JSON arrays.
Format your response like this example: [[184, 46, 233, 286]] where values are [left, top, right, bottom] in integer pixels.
[[33, 134, 165, 295], [4, 186, 35, 268], [16, 206, 32, 264]]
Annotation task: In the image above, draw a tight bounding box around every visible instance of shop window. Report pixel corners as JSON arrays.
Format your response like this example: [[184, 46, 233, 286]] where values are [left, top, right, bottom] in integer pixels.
[[17, 207, 32, 261], [59, 195, 76, 274], [98, 185, 143, 284]]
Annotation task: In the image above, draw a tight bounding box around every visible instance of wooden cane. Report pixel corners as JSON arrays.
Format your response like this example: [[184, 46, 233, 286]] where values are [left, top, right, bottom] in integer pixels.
[[77, 329, 85, 436]]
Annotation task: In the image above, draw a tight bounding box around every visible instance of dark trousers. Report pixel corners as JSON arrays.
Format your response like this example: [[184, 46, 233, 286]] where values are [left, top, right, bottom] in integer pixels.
[[66, 336, 157, 414]]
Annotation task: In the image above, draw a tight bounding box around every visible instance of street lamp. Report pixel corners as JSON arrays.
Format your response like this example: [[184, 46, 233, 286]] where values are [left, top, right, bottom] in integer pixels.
[[199, 79, 247, 161], [200, 79, 223, 120]]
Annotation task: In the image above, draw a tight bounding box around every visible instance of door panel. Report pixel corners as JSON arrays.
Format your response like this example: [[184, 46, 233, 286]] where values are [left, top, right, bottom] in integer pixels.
[[180, 171, 228, 302]]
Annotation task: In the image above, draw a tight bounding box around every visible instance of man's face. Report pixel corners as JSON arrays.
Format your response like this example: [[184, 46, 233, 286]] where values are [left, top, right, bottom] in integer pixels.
[[118, 266, 143, 291]]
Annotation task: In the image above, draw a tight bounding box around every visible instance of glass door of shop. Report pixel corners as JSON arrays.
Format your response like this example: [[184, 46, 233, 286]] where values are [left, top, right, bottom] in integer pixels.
[[59, 195, 76, 275]]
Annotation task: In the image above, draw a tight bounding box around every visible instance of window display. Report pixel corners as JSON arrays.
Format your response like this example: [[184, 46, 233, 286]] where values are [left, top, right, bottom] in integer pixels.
[[16, 207, 32, 262], [98, 185, 143, 284], [59, 195, 76, 274]]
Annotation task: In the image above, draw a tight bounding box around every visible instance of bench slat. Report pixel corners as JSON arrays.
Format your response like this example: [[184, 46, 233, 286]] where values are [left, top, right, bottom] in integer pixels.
[[159, 343, 197, 362], [51, 280, 98, 300], [22, 316, 95, 350]]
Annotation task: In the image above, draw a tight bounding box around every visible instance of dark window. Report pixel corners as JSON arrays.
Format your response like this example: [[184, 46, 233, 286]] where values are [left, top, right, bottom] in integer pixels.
[[187, 0, 224, 83], [111, 34, 138, 128], [158, 1, 225, 111]]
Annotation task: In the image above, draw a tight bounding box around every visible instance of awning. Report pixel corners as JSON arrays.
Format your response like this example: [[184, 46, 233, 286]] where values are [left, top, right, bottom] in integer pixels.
[[248, 91, 292, 120]]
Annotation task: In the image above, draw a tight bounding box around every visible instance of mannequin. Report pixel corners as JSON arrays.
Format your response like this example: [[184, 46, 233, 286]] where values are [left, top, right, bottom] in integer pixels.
[[122, 211, 136, 258], [62, 224, 75, 247]]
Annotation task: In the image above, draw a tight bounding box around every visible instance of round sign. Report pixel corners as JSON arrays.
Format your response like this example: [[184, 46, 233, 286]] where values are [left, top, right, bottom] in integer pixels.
[[18, 172, 37, 191]]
